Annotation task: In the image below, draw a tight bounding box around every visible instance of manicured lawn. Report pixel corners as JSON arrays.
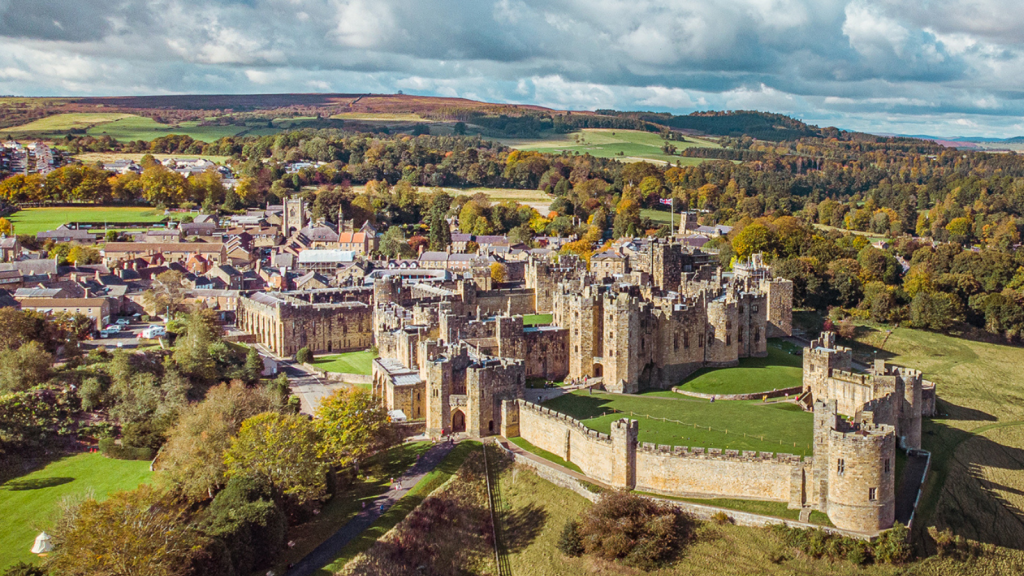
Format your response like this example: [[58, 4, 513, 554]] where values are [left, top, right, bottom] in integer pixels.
[[503, 129, 719, 165], [509, 436, 583, 474], [523, 314, 553, 326], [310, 350, 375, 375], [319, 441, 481, 573], [543, 390, 814, 456], [675, 339, 804, 395], [9, 207, 171, 235], [0, 453, 153, 570], [73, 152, 232, 164], [269, 441, 434, 573]]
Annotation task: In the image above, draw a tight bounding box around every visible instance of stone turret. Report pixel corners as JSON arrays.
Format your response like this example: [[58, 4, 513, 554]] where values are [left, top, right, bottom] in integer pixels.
[[826, 423, 896, 533], [802, 332, 852, 398], [610, 419, 639, 489]]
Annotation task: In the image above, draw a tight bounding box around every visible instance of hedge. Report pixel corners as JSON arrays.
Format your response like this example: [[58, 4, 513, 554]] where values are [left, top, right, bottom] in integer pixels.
[[97, 438, 155, 461]]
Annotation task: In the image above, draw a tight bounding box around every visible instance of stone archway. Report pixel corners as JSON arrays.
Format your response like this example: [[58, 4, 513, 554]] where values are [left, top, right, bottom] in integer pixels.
[[592, 363, 603, 378], [451, 409, 466, 433]]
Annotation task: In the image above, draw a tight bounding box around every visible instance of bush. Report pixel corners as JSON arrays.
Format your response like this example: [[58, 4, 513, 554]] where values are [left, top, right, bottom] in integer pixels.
[[98, 437, 155, 461], [873, 522, 912, 564], [712, 511, 731, 525], [2, 562, 47, 576], [573, 491, 696, 569], [557, 520, 584, 557], [296, 347, 312, 364]]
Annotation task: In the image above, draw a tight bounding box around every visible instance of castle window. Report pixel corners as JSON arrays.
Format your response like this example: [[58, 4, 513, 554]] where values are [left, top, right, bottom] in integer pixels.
[[884, 459, 890, 473], [684, 333, 690, 348], [726, 335, 731, 346], [698, 334, 704, 347], [837, 459, 845, 476], [753, 304, 759, 313], [738, 331, 743, 343], [869, 488, 877, 501]]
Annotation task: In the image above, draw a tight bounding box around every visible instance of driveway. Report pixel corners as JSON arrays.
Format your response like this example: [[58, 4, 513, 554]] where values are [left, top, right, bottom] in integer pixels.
[[255, 343, 350, 414]]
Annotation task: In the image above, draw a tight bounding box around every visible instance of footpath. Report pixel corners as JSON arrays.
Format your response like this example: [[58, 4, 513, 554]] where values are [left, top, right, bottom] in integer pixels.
[[284, 441, 455, 576]]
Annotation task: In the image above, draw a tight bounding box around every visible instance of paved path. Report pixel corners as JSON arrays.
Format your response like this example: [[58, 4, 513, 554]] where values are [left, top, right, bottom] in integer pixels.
[[284, 441, 456, 576]]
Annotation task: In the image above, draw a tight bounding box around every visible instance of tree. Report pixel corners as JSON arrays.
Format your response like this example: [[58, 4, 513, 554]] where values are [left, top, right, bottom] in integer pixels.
[[490, 262, 508, 283], [379, 226, 412, 259], [0, 341, 53, 393], [428, 194, 452, 251], [314, 388, 397, 470], [910, 291, 962, 331], [46, 485, 209, 576], [244, 347, 264, 385], [0, 218, 12, 236], [142, 270, 188, 316], [199, 475, 286, 575], [172, 310, 220, 385], [296, 347, 313, 364], [224, 412, 329, 504], [140, 165, 189, 206], [161, 383, 281, 501], [67, 244, 101, 265], [732, 222, 778, 261]]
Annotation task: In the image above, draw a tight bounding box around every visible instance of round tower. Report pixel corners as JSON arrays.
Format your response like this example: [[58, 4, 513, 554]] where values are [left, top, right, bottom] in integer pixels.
[[826, 425, 896, 533]]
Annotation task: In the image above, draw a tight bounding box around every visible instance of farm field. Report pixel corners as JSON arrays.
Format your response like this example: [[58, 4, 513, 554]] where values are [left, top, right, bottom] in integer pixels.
[[501, 129, 720, 165], [350, 184, 555, 213], [72, 152, 233, 164], [1, 112, 134, 135], [0, 453, 153, 570], [675, 339, 804, 395], [8, 207, 172, 236], [498, 465, 1018, 576], [85, 116, 247, 142], [542, 390, 814, 456], [310, 349, 375, 375]]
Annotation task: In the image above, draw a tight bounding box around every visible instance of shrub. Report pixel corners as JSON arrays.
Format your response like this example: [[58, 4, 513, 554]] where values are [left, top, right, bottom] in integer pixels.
[[557, 520, 584, 557], [873, 522, 912, 564], [2, 562, 47, 576], [98, 438, 155, 461], [296, 347, 312, 364], [712, 511, 731, 525], [573, 491, 696, 570]]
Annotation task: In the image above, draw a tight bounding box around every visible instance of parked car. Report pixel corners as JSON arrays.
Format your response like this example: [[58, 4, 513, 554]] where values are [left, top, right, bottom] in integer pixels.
[[104, 324, 121, 333], [99, 328, 119, 338], [115, 318, 130, 325]]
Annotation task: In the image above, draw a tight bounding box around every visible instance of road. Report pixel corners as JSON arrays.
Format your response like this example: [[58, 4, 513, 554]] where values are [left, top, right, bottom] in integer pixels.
[[254, 343, 348, 414]]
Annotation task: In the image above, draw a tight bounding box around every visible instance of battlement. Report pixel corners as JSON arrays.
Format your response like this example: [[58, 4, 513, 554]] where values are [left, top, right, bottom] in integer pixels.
[[518, 400, 612, 442], [829, 369, 871, 386], [636, 441, 806, 464]]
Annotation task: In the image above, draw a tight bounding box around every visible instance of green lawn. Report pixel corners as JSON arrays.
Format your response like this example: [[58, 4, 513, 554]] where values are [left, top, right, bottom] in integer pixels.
[[675, 340, 804, 396], [319, 441, 481, 573], [9, 207, 172, 235], [0, 453, 153, 570], [509, 436, 583, 474], [310, 350, 375, 375], [502, 129, 719, 165], [543, 390, 813, 456], [523, 314, 553, 326], [634, 491, 832, 526]]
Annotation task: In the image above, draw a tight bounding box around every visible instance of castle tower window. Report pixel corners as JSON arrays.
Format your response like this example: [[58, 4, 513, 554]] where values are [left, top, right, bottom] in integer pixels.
[[884, 459, 890, 473], [752, 304, 759, 313], [869, 487, 877, 501], [837, 458, 845, 476]]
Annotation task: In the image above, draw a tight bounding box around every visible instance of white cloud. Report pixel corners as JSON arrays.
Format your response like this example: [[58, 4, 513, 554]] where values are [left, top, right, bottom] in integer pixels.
[[842, 0, 911, 59]]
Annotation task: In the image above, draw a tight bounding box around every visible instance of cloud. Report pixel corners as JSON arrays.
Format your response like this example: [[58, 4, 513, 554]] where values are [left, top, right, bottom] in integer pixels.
[[0, 0, 1023, 136]]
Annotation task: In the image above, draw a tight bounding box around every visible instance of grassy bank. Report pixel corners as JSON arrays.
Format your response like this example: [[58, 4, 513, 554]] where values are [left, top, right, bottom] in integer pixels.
[[675, 339, 804, 395]]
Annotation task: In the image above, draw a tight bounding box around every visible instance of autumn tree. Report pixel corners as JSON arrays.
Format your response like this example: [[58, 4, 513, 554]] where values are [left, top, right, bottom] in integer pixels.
[[224, 412, 328, 504], [161, 383, 281, 501], [0, 341, 53, 393], [46, 485, 209, 576], [490, 262, 508, 283], [314, 387, 398, 470]]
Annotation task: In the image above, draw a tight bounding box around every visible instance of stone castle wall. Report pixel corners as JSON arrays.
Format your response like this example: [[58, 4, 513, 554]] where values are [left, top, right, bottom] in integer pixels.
[[826, 426, 896, 533]]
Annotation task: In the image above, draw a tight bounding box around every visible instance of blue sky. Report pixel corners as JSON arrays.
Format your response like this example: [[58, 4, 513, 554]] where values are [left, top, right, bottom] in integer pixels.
[[2, 0, 1024, 138]]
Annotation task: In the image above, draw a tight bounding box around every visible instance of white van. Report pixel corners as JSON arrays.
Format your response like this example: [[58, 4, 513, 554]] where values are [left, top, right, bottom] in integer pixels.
[[141, 325, 166, 339]]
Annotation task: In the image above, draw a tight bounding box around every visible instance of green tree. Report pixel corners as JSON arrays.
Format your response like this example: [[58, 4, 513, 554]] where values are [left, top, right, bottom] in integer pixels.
[[224, 412, 329, 504], [244, 347, 264, 385], [0, 341, 53, 393], [428, 194, 452, 251], [379, 226, 412, 259], [732, 222, 778, 261], [314, 388, 397, 470], [171, 310, 219, 385]]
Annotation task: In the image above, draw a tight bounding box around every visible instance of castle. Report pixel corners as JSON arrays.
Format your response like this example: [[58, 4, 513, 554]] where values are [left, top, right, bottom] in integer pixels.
[[236, 238, 935, 534]]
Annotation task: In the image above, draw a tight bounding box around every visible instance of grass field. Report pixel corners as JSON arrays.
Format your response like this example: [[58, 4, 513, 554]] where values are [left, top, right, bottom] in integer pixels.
[[502, 129, 720, 165], [509, 436, 583, 474], [3, 112, 134, 134], [0, 453, 153, 570], [73, 152, 233, 164], [324, 441, 481, 573], [500, 465, 1020, 576], [523, 314, 553, 326], [8, 206, 171, 235], [85, 116, 248, 143], [675, 340, 804, 395], [542, 390, 814, 456], [310, 350, 375, 375], [635, 491, 832, 525], [351, 184, 555, 213]]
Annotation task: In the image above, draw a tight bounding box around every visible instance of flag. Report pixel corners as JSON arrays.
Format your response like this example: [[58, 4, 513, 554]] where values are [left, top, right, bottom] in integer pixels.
[[659, 198, 673, 206]]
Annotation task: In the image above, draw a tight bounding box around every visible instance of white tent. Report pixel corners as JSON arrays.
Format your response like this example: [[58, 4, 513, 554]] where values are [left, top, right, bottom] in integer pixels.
[[31, 531, 52, 554], [387, 409, 407, 423]]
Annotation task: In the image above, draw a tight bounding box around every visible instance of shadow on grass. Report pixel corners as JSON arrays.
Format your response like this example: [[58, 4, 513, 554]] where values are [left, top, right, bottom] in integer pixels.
[[916, 406, 1024, 552], [1, 476, 74, 491]]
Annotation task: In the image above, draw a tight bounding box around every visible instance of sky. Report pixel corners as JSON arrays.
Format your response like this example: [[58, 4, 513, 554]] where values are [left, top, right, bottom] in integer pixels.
[[2, 0, 1024, 138]]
